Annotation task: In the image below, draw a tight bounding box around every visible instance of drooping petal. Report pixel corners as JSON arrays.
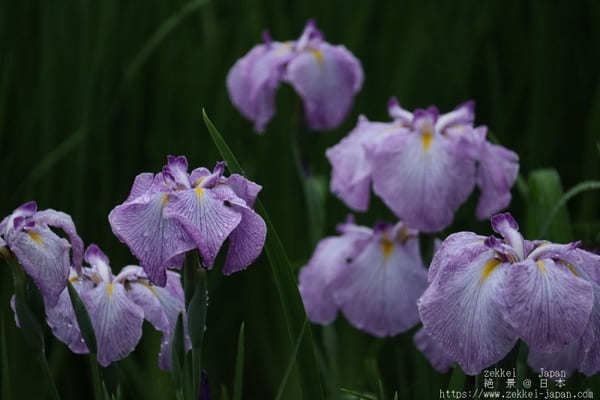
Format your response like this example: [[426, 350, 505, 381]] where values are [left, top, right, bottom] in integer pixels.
[[326, 116, 404, 211], [333, 232, 427, 337], [9, 225, 70, 306], [418, 250, 517, 375], [32, 209, 85, 273], [413, 327, 455, 373], [224, 174, 262, 207], [285, 42, 363, 131], [109, 193, 195, 286], [475, 140, 519, 219], [82, 282, 144, 367], [502, 258, 593, 353], [226, 42, 295, 132], [572, 281, 600, 376], [368, 129, 475, 232], [527, 344, 579, 379], [164, 188, 242, 269], [298, 234, 367, 324], [45, 273, 93, 354], [223, 204, 266, 275]]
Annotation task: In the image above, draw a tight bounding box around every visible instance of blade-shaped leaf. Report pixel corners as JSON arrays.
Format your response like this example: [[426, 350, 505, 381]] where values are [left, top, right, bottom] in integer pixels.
[[232, 322, 245, 400], [171, 313, 186, 389], [539, 180, 600, 238], [203, 110, 324, 399], [67, 281, 97, 354], [525, 168, 573, 242]]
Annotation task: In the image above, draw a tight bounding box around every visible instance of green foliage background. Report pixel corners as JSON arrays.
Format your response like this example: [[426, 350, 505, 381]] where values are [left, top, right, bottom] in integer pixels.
[[0, 0, 599, 398]]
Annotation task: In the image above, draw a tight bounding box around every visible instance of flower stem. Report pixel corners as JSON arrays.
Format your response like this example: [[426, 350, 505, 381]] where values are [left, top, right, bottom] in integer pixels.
[[38, 350, 62, 400], [288, 102, 326, 247], [89, 354, 105, 400]]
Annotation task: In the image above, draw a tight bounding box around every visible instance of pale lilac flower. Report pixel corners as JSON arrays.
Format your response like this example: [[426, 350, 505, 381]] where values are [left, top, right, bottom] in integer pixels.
[[418, 213, 600, 375], [298, 216, 427, 337], [45, 244, 189, 369], [327, 99, 519, 232], [227, 19, 363, 132], [109, 156, 266, 286], [0, 202, 83, 306]]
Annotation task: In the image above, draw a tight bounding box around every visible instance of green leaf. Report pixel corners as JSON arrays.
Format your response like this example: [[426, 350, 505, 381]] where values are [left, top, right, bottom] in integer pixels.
[[303, 174, 327, 247], [539, 180, 600, 238], [447, 366, 466, 393], [184, 251, 209, 397], [232, 322, 245, 400], [203, 110, 325, 399], [185, 254, 208, 349], [171, 313, 186, 389], [67, 281, 97, 354], [274, 319, 308, 400], [9, 262, 44, 352], [339, 388, 378, 400], [525, 169, 573, 242]]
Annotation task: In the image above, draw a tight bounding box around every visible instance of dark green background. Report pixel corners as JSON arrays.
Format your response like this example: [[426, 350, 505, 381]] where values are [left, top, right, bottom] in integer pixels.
[[1, 0, 599, 398]]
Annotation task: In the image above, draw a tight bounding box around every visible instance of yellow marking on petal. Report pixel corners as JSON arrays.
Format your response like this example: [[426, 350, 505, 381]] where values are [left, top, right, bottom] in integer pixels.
[[27, 231, 42, 245], [69, 277, 79, 283], [161, 194, 169, 207], [537, 260, 546, 274], [481, 259, 501, 283], [421, 130, 433, 151], [381, 238, 394, 260], [141, 281, 158, 297], [106, 283, 114, 297], [558, 260, 579, 277], [311, 49, 324, 66], [195, 186, 204, 198]]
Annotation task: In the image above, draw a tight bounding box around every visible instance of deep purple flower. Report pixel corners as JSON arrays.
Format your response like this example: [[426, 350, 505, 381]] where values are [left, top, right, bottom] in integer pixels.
[[298, 216, 427, 337], [45, 244, 189, 368], [326, 99, 519, 232], [418, 213, 600, 375], [226, 19, 363, 132], [109, 156, 266, 286], [0, 202, 83, 306]]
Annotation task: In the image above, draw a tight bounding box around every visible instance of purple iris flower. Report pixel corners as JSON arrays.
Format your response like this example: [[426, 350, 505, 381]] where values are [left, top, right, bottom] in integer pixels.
[[418, 213, 600, 375], [326, 99, 519, 232], [45, 244, 189, 368], [0, 201, 84, 306], [109, 156, 267, 286], [298, 216, 427, 337], [226, 19, 363, 132]]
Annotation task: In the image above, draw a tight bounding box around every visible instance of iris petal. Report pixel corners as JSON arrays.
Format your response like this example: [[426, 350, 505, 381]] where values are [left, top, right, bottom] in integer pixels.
[[418, 250, 517, 375], [333, 231, 427, 337], [164, 188, 242, 269], [109, 193, 195, 286], [502, 258, 593, 353], [82, 282, 144, 367], [368, 130, 475, 232], [285, 42, 363, 131]]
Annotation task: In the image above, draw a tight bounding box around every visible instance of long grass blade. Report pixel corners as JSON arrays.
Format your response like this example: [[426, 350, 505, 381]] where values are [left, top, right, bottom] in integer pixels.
[[274, 319, 308, 400], [203, 109, 325, 399], [232, 322, 245, 400]]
